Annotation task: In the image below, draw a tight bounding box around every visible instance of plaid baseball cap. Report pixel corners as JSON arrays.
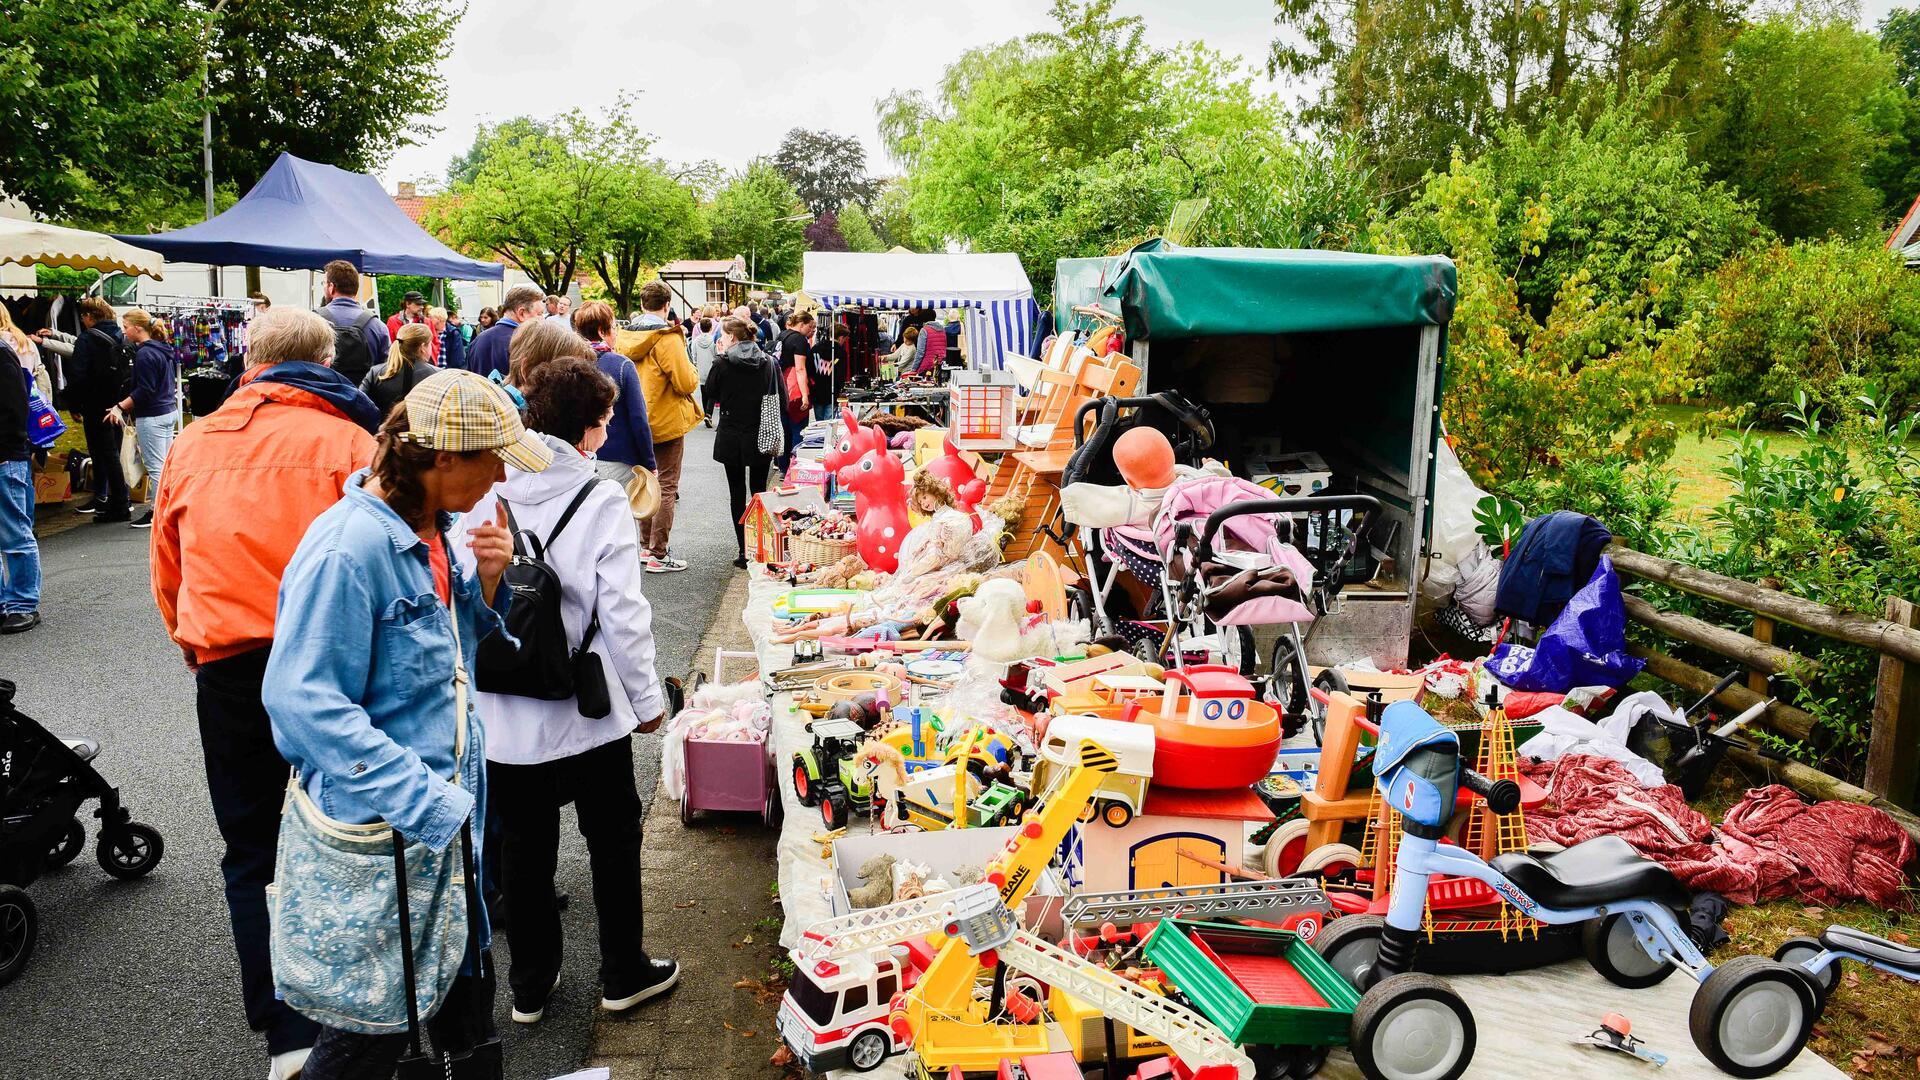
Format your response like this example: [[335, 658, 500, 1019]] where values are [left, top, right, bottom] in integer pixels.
[[397, 369, 553, 473]]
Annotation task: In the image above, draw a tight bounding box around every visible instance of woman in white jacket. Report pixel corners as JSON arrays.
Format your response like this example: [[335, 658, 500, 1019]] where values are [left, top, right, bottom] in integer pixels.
[[451, 356, 679, 1026]]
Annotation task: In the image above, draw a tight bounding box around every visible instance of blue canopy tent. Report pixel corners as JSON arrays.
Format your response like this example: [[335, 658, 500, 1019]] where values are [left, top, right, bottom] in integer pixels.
[[115, 153, 503, 279]]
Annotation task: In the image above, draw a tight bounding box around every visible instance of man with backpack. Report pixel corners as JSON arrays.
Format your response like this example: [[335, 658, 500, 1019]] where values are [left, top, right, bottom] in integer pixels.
[[67, 298, 133, 522], [316, 260, 389, 388]]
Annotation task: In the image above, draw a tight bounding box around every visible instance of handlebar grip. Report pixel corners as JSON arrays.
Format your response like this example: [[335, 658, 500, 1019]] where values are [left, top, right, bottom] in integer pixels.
[[1461, 768, 1522, 815]]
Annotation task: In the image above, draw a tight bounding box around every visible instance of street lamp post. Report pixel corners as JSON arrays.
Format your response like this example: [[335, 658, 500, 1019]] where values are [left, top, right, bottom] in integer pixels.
[[201, 0, 229, 295]]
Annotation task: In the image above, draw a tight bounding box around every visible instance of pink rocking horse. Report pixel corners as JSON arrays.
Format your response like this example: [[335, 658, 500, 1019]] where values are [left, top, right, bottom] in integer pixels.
[[837, 446, 911, 573]]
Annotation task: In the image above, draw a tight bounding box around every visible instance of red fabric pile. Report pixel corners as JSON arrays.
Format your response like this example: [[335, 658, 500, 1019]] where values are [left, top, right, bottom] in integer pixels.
[[1519, 754, 1916, 906]]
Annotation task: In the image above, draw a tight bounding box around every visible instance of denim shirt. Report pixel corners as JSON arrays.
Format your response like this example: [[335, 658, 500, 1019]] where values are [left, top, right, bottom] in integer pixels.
[[264, 470, 509, 858]]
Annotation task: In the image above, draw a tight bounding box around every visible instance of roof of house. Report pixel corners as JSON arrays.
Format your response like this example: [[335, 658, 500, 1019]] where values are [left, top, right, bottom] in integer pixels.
[[393, 192, 432, 226], [659, 258, 745, 276]]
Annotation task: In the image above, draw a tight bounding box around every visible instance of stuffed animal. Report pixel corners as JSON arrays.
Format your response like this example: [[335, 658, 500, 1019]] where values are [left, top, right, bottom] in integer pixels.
[[839, 446, 911, 573], [847, 854, 898, 909]]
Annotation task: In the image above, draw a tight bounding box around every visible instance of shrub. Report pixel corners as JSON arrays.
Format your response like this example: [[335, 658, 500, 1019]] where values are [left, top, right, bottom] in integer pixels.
[[1690, 238, 1920, 422]]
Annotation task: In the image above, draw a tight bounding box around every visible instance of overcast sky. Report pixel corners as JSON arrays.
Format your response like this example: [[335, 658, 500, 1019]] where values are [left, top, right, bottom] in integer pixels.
[[379, 0, 1283, 189], [382, 0, 1908, 191]]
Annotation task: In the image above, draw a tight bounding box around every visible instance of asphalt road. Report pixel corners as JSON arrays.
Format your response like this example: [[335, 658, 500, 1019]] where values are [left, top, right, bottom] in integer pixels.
[[0, 424, 740, 1080]]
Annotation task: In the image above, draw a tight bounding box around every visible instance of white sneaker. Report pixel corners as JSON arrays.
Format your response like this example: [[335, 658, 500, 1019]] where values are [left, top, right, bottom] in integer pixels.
[[268, 1048, 311, 1080], [511, 970, 563, 1024], [645, 553, 688, 574]]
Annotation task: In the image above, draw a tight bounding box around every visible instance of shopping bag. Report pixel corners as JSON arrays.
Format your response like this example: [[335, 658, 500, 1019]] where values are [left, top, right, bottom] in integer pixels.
[[118, 415, 145, 491], [26, 393, 66, 449]]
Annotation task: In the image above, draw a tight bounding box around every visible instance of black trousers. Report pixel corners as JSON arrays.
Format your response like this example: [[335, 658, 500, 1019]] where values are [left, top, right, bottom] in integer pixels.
[[488, 735, 648, 1000], [304, 948, 496, 1080], [722, 455, 772, 558], [80, 411, 128, 509], [195, 648, 322, 1057]]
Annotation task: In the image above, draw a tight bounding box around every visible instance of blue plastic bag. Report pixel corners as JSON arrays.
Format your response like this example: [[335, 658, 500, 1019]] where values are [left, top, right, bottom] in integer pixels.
[[1485, 555, 1644, 692]]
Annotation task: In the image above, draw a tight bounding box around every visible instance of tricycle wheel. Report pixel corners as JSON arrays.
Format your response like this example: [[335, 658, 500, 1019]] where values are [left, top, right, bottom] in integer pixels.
[[791, 756, 818, 807], [1581, 911, 1675, 989], [1297, 842, 1361, 880], [96, 822, 163, 880], [1314, 913, 1384, 992], [1262, 818, 1311, 876], [48, 818, 85, 868], [1350, 972, 1475, 1080], [1772, 936, 1836, 1012], [821, 784, 851, 831], [1689, 956, 1816, 1078], [0, 885, 37, 988]]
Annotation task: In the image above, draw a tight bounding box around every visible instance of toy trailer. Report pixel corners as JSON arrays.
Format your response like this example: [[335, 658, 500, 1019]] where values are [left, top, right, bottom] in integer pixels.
[[1143, 919, 1360, 1074]]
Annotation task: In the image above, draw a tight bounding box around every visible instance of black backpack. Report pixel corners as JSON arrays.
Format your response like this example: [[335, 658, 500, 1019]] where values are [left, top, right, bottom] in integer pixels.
[[325, 307, 378, 387], [83, 328, 137, 401], [473, 480, 610, 714]]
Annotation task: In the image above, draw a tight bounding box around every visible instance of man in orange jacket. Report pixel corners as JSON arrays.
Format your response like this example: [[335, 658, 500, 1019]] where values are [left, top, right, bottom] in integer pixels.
[[150, 307, 380, 1080]]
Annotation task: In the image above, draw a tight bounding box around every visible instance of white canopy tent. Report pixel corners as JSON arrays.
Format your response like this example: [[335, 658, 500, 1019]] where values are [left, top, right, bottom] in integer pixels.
[[0, 216, 166, 278], [802, 251, 1037, 370]]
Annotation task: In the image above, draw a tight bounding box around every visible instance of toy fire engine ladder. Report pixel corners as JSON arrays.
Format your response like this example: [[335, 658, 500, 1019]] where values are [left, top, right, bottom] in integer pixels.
[[997, 932, 1251, 1080], [1060, 878, 1329, 932], [792, 891, 971, 967]]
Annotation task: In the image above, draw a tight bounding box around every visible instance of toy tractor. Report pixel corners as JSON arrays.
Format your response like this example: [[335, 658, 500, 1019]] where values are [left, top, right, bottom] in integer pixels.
[[792, 717, 879, 829]]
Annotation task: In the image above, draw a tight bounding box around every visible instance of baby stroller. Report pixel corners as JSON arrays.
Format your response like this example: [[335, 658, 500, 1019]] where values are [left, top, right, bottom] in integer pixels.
[[0, 678, 165, 986]]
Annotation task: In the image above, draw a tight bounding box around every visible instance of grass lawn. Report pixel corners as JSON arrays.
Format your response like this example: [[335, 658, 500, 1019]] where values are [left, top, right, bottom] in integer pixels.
[[1652, 404, 1814, 525]]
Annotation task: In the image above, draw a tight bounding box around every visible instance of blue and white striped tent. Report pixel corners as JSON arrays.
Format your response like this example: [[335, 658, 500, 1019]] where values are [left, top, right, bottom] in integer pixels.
[[802, 251, 1037, 370]]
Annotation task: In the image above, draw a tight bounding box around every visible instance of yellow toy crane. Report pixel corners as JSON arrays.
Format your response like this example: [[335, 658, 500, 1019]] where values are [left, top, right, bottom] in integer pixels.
[[905, 738, 1168, 1073]]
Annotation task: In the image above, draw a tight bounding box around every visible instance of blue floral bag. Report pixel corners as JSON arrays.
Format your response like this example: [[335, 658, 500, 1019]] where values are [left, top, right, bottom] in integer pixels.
[[267, 593, 473, 1034]]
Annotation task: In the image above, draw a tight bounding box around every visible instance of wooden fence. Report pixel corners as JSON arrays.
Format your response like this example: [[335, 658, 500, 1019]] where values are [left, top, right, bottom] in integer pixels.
[[1610, 545, 1920, 840]]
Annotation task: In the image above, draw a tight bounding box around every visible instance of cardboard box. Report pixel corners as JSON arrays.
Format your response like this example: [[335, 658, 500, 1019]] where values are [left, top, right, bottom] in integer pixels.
[[829, 826, 1067, 940], [33, 468, 70, 506], [1251, 450, 1332, 496]]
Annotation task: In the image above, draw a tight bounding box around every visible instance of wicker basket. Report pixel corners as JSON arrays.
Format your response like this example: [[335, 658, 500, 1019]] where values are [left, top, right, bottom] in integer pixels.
[[788, 531, 857, 567]]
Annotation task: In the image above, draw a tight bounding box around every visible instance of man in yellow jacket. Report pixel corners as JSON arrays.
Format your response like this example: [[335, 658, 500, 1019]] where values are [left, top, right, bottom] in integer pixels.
[[621, 281, 704, 572]]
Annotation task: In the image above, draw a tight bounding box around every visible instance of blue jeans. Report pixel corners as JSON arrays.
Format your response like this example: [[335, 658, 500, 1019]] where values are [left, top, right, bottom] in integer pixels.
[[134, 411, 177, 505], [0, 459, 39, 615], [813, 398, 834, 422]]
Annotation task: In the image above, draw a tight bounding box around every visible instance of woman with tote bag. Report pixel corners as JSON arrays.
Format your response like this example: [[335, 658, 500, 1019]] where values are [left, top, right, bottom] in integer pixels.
[[702, 315, 778, 568], [263, 369, 551, 1080]]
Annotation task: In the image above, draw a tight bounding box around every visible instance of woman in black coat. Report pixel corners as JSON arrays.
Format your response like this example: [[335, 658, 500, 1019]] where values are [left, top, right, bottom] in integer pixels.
[[359, 322, 438, 418], [703, 315, 777, 568]]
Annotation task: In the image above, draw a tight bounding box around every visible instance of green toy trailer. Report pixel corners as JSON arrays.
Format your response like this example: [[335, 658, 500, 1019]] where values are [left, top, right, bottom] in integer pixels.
[[1144, 919, 1361, 1079]]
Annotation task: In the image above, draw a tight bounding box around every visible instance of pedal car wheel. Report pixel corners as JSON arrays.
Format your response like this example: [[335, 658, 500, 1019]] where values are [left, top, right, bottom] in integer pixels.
[[1350, 972, 1475, 1080], [791, 757, 818, 807], [845, 1027, 890, 1071], [1261, 818, 1312, 875], [1311, 668, 1350, 746], [1315, 913, 1385, 991], [1100, 800, 1134, 828], [680, 795, 696, 827], [1581, 911, 1675, 989], [48, 818, 85, 868], [0, 885, 37, 988], [1771, 937, 1836, 1011], [1298, 842, 1362, 880], [96, 822, 164, 880], [1690, 956, 1816, 1078]]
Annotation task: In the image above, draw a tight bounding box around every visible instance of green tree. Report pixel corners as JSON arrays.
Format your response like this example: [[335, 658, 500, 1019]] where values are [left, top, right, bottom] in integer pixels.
[[1869, 7, 1920, 214], [0, 0, 202, 223], [1695, 16, 1904, 239], [591, 161, 702, 315], [433, 105, 639, 295], [703, 162, 808, 285], [1393, 81, 1763, 318], [770, 128, 875, 215], [837, 202, 886, 252], [445, 117, 549, 187], [207, 0, 462, 193]]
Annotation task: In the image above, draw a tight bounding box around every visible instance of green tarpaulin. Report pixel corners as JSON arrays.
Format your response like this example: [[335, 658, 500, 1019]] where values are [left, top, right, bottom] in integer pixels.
[[1099, 240, 1456, 340]]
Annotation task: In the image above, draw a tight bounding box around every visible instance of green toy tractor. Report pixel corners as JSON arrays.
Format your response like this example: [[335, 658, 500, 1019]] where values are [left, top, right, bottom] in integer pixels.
[[791, 717, 878, 830]]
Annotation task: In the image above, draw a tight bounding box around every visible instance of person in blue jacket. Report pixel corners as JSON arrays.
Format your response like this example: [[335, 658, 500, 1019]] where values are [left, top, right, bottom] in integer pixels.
[[467, 285, 544, 378], [111, 309, 179, 529], [571, 301, 655, 480], [438, 306, 467, 371], [264, 369, 549, 1080]]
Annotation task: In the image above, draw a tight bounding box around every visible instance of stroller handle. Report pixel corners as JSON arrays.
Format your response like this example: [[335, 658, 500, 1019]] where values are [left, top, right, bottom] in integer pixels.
[[1070, 394, 1215, 450], [1196, 494, 1383, 562]]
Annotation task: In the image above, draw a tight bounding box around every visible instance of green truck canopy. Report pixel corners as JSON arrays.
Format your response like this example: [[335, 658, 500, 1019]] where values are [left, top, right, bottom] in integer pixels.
[[1098, 239, 1457, 340]]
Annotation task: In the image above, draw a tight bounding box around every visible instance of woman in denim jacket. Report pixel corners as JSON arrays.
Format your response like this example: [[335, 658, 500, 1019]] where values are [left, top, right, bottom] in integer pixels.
[[264, 369, 551, 1080]]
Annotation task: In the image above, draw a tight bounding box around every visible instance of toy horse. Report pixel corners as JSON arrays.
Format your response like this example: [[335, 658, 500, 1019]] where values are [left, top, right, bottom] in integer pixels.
[[838, 445, 911, 573], [924, 435, 987, 524], [824, 407, 891, 513]]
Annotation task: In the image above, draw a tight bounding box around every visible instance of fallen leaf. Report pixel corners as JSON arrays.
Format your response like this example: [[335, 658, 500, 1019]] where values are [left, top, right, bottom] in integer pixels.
[[1812, 1024, 1831, 1038], [1890, 931, 1911, 944], [673, 899, 698, 909], [743, 933, 755, 944], [1863, 1035, 1897, 1056], [1802, 906, 1827, 919], [1844, 969, 1863, 989], [723, 1021, 736, 1031], [741, 1030, 757, 1038], [770, 1046, 796, 1067]]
